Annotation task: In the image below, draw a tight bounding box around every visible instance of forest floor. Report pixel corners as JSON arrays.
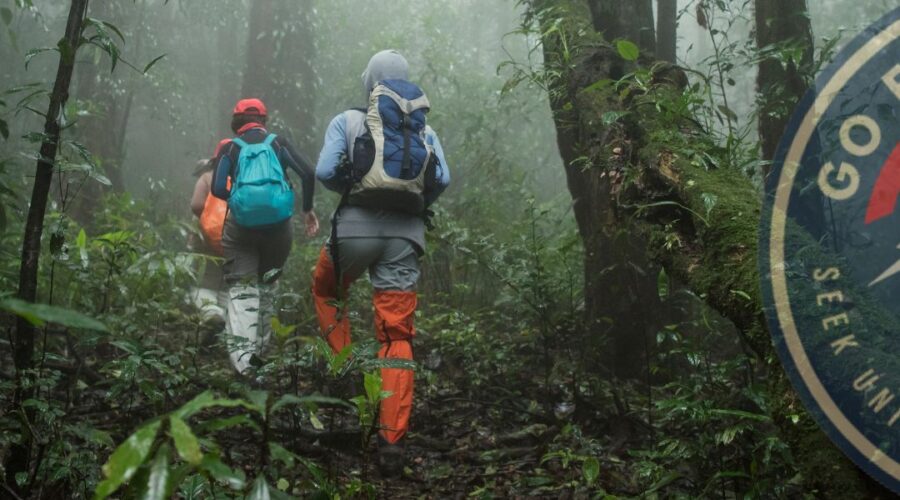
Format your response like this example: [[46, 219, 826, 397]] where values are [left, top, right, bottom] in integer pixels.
[[291, 384, 620, 499], [216, 336, 647, 500]]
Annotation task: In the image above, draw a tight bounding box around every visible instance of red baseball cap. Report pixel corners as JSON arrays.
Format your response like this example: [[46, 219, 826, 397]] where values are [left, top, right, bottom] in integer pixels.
[[232, 98, 267, 116]]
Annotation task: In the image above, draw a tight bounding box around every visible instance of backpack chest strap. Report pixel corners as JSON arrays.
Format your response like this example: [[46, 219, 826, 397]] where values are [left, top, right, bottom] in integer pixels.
[[230, 134, 277, 150], [373, 85, 431, 114]]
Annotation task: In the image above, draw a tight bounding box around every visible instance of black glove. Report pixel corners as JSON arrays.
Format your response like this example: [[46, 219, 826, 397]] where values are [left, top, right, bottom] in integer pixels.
[[423, 208, 436, 231]]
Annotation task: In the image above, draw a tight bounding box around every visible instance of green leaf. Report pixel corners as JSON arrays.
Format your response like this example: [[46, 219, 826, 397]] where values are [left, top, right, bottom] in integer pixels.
[[616, 40, 640, 61], [309, 410, 325, 430], [169, 417, 202, 466], [270, 394, 352, 414], [199, 414, 259, 433], [582, 457, 600, 485], [601, 110, 629, 126], [644, 471, 681, 494], [142, 53, 167, 74], [708, 408, 770, 422], [200, 454, 245, 490], [171, 390, 249, 420], [94, 420, 162, 500], [1, 298, 108, 331], [178, 474, 207, 499], [141, 444, 170, 500], [657, 268, 669, 301], [581, 78, 615, 94], [246, 390, 269, 416], [330, 343, 353, 374], [247, 475, 272, 500], [363, 371, 383, 403], [24, 46, 58, 69], [701, 192, 718, 218], [268, 442, 296, 467], [270, 317, 296, 339], [525, 475, 554, 487], [717, 104, 738, 123], [58, 162, 112, 186], [96, 18, 126, 42]]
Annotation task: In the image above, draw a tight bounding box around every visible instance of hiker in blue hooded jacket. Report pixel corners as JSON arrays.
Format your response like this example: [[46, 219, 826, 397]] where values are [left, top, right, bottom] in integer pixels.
[[312, 50, 450, 477]]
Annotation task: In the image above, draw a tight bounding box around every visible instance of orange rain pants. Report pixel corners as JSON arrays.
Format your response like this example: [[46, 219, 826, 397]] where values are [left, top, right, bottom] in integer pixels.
[[312, 246, 417, 444]]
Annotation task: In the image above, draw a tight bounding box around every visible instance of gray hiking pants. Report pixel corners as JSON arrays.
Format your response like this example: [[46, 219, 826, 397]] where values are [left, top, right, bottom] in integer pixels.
[[329, 237, 420, 290], [221, 217, 293, 374], [222, 217, 293, 284]]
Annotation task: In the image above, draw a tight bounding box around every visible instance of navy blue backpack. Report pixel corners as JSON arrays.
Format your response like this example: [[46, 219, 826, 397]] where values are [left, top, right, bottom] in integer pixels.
[[343, 79, 436, 215]]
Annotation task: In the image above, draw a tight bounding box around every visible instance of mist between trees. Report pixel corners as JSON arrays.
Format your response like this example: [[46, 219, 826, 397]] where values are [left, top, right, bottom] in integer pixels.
[[0, 0, 896, 498]]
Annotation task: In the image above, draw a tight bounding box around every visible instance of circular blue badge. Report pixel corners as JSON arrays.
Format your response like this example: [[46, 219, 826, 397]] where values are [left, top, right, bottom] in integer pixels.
[[760, 7, 900, 491]]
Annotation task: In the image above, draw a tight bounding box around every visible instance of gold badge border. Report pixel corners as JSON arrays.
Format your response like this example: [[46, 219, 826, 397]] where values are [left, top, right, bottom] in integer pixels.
[[769, 19, 900, 479]]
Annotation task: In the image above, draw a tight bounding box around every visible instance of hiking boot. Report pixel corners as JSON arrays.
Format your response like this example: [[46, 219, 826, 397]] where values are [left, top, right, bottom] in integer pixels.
[[248, 353, 266, 369], [377, 437, 405, 478], [200, 316, 226, 346]]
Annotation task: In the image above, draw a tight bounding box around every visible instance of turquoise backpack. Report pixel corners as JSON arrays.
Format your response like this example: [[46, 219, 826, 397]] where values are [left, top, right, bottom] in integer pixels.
[[229, 134, 294, 227]]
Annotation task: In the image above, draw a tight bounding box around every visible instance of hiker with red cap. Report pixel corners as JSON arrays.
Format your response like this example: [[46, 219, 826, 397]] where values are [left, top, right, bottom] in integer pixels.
[[313, 50, 450, 476], [211, 98, 319, 375]]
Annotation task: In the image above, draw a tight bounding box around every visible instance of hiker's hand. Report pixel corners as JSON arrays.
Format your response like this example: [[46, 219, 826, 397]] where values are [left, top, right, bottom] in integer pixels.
[[303, 211, 320, 237]]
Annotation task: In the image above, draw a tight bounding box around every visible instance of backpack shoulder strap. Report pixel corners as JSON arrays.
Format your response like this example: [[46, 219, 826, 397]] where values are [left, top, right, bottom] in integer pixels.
[[344, 109, 369, 163], [263, 134, 277, 147], [345, 109, 367, 134], [231, 137, 248, 149]]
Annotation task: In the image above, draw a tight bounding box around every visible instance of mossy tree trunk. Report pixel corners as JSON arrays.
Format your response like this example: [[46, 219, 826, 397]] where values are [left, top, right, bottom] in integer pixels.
[[537, 0, 664, 380], [528, 0, 885, 495]]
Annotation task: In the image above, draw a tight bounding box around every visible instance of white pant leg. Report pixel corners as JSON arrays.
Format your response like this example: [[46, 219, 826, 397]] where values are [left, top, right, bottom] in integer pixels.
[[226, 284, 260, 374]]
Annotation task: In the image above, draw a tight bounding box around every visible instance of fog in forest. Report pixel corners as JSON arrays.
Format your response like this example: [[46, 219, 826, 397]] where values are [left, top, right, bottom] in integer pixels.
[[0, 1, 892, 207]]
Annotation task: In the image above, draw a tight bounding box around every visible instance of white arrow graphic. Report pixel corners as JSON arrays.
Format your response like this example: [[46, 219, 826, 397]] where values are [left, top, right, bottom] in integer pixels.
[[870, 243, 900, 287]]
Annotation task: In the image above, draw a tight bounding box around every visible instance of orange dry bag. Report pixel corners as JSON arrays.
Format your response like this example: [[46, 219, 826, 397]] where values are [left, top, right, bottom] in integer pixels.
[[200, 193, 227, 256]]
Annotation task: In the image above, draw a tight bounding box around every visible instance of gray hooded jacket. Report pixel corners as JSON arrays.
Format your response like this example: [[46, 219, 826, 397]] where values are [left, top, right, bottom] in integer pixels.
[[331, 50, 428, 251]]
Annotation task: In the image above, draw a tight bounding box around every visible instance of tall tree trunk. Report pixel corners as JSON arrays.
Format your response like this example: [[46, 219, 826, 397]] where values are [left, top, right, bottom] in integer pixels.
[[274, 2, 317, 152], [657, 0, 677, 63], [588, 0, 656, 53], [7, 0, 90, 493], [241, 0, 276, 100], [241, 1, 317, 151], [530, 0, 885, 495], [216, 1, 243, 138], [755, 0, 813, 177], [549, 0, 662, 379], [754, 1, 827, 243]]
